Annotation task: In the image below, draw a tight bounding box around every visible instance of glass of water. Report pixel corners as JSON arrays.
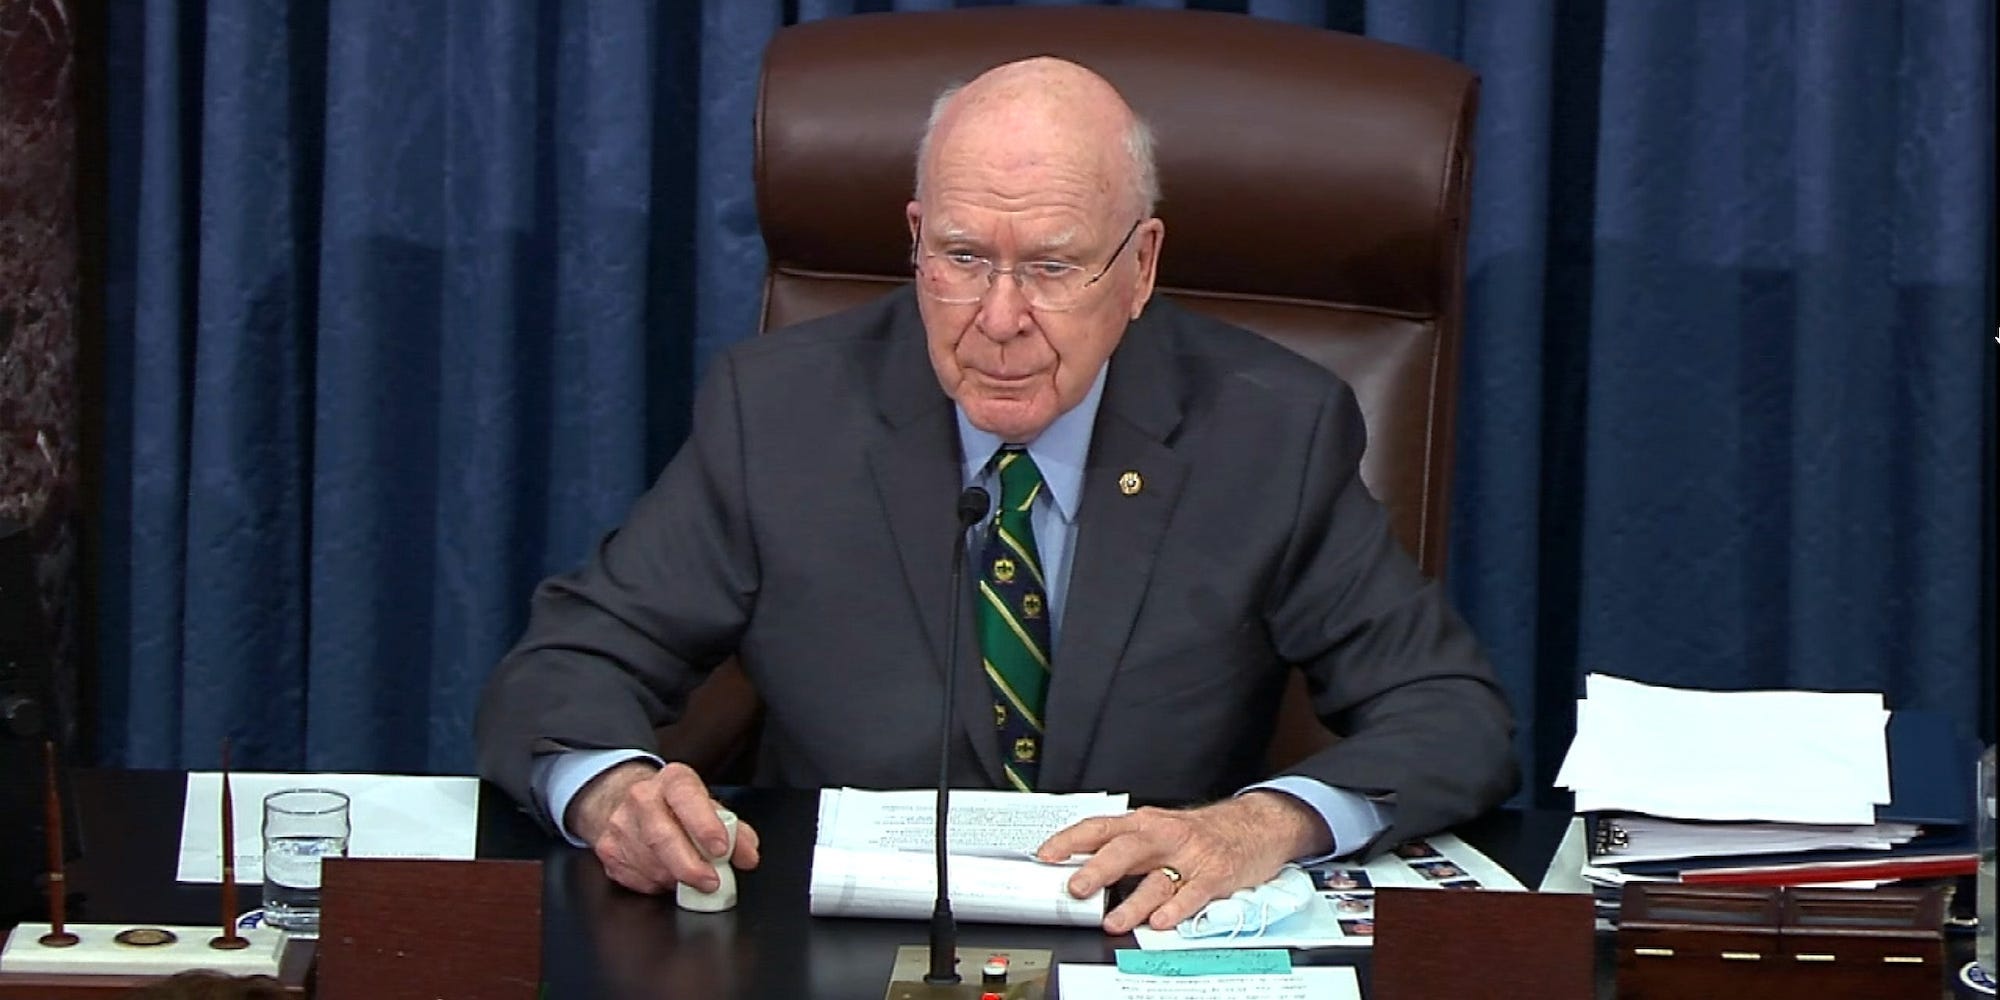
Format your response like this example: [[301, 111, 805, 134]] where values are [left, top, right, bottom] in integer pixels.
[[261, 788, 350, 933]]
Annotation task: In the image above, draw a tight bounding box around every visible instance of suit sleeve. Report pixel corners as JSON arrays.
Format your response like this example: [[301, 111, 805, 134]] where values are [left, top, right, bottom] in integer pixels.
[[474, 351, 759, 830], [1262, 382, 1519, 854]]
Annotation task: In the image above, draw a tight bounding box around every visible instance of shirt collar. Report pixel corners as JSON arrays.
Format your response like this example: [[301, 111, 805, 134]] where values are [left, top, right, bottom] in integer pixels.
[[956, 364, 1107, 525]]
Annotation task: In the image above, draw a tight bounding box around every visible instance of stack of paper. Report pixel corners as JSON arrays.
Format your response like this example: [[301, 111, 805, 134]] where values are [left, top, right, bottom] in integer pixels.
[[1554, 675, 1973, 913], [807, 787, 1127, 927], [1574, 815, 1920, 866], [1558, 674, 1891, 825]]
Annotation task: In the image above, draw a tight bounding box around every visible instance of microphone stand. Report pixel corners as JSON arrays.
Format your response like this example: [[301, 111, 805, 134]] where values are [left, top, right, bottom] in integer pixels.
[[887, 484, 1051, 999], [924, 486, 990, 986]]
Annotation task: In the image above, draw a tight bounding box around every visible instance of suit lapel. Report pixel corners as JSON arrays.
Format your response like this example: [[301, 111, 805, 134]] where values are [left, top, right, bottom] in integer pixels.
[[866, 306, 1007, 786], [1039, 309, 1186, 791]]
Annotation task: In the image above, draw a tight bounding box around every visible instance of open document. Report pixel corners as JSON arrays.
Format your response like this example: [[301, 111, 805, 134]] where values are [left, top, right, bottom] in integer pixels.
[[808, 787, 1128, 927], [1058, 966, 1360, 999]]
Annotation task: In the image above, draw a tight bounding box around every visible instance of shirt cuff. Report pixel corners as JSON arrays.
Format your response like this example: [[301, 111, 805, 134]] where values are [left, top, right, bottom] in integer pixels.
[[535, 748, 664, 847], [1243, 775, 1394, 863]]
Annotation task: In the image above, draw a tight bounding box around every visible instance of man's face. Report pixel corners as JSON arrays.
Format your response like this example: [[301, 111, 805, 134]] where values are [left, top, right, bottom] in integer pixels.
[[907, 132, 1159, 442]]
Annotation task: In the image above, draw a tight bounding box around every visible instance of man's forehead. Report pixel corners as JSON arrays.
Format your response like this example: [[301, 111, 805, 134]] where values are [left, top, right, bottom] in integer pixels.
[[938, 111, 1109, 171], [927, 216, 1083, 249]]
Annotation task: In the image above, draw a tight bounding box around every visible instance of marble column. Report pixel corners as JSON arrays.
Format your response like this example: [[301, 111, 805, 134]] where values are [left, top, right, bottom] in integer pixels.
[[0, 0, 81, 746]]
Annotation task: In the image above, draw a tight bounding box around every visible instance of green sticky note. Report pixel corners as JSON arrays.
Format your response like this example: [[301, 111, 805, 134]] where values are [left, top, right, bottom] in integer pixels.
[[1113, 948, 1292, 976]]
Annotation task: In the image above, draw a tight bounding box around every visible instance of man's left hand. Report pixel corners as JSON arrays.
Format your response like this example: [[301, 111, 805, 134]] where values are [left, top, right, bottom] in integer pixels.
[[1036, 790, 1334, 935]]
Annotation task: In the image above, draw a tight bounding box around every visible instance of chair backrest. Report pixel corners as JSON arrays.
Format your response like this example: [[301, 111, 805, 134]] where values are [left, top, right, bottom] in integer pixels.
[[659, 6, 1479, 780], [758, 8, 1476, 573]]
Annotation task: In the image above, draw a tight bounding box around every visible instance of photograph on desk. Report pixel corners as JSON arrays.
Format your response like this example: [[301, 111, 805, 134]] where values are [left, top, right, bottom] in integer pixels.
[[1308, 868, 1372, 892], [1131, 833, 1525, 951], [1551, 674, 1978, 926], [1329, 893, 1373, 915]]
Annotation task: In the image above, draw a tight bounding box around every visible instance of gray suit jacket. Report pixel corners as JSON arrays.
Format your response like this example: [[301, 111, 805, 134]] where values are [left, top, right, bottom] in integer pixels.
[[475, 289, 1516, 852]]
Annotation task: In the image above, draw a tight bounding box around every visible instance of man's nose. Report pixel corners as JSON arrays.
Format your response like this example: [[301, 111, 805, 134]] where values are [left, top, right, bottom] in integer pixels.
[[975, 273, 1034, 338]]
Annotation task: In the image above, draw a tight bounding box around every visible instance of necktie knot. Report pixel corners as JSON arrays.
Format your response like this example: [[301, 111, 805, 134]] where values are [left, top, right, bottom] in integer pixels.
[[994, 447, 1045, 515]]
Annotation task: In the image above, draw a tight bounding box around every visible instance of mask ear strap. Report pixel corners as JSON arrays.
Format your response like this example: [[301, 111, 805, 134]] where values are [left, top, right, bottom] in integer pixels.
[[1224, 899, 1266, 940]]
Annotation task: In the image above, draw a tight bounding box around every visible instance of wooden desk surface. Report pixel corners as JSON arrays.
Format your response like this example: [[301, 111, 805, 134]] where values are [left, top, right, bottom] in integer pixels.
[[13, 770, 1979, 998]]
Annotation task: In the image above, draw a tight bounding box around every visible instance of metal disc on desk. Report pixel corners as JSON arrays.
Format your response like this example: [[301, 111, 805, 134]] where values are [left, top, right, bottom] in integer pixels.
[[113, 928, 178, 947]]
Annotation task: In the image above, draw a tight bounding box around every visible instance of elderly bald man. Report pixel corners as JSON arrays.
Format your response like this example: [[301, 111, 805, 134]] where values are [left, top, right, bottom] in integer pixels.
[[476, 56, 1516, 935]]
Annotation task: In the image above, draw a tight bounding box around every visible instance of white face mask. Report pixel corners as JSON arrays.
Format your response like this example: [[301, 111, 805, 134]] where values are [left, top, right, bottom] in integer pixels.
[[1175, 864, 1320, 939]]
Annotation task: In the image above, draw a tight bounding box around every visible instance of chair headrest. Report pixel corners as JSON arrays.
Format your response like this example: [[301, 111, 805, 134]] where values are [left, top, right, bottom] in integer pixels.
[[757, 6, 1477, 317]]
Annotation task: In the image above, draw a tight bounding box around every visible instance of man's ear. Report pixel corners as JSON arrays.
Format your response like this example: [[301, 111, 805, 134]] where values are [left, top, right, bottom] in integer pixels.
[[905, 201, 923, 243], [1130, 217, 1165, 319]]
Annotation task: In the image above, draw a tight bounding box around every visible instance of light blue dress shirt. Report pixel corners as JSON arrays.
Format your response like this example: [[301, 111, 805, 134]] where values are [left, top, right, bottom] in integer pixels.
[[540, 363, 1390, 858]]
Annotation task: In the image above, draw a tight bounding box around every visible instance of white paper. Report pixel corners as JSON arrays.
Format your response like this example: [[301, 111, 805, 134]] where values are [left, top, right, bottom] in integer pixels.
[[1537, 818, 1593, 893], [1553, 699, 1610, 790], [177, 772, 480, 883], [1560, 674, 1890, 824], [1354, 833, 1524, 892], [808, 787, 1128, 926], [1132, 832, 1523, 950], [809, 844, 1105, 926], [1057, 966, 1359, 999], [1578, 864, 1888, 892], [816, 786, 1126, 858]]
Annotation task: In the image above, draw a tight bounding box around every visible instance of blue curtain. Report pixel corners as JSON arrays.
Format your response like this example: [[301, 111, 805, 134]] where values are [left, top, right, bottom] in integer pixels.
[[101, 0, 1994, 795], [100, 0, 703, 771]]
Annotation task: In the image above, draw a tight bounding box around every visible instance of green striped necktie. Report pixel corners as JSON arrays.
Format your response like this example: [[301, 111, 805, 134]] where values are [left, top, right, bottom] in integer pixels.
[[978, 446, 1052, 791]]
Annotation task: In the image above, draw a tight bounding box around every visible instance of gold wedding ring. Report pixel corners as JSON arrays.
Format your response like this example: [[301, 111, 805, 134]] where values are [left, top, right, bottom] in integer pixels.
[[1158, 865, 1183, 885]]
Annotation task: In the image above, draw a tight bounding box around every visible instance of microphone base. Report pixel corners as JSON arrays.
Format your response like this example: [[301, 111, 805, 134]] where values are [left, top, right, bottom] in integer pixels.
[[885, 944, 1052, 999]]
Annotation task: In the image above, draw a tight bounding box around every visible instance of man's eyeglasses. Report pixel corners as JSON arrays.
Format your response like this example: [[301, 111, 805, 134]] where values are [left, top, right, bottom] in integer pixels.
[[912, 219, 1142, 312]]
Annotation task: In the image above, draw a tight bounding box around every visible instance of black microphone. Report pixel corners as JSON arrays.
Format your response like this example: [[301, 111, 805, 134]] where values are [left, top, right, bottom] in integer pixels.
[[925, 486, 990, 986]]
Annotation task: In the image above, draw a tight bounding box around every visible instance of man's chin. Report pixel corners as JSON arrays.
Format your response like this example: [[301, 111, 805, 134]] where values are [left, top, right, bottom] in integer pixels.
[[961, 399, 1055, 443]]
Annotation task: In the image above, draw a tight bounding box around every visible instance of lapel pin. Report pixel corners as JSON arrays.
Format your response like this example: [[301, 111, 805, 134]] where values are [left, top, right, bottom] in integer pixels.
[[1118, 471, 1143, 496]]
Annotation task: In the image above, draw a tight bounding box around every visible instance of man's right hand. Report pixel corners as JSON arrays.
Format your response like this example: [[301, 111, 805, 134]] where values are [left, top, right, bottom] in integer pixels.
[[566, 760, 762, 894]]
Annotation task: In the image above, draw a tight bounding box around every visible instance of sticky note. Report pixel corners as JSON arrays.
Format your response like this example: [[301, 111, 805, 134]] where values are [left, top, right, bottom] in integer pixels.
[[1112, 948, 1292, 975]]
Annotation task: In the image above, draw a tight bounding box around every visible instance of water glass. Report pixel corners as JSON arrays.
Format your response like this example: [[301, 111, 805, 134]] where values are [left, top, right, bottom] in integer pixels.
[[261, 788, 350, 933]]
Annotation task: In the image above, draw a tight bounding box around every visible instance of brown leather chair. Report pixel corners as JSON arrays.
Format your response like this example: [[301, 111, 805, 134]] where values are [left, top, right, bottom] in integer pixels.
[[658, 6, 1477, 783]]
